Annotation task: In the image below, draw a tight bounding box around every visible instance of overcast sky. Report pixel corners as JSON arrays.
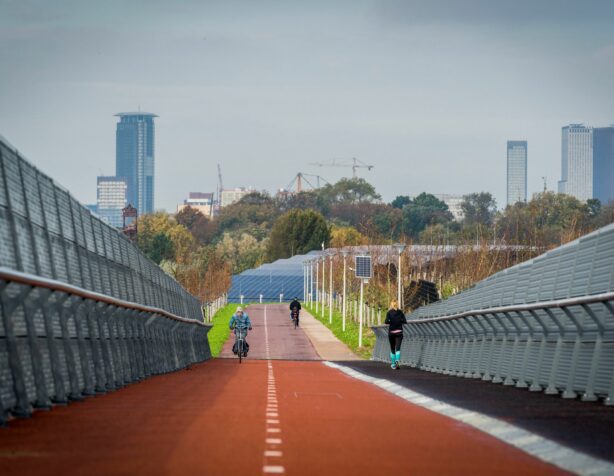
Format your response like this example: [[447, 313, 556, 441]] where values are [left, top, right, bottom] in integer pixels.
[[1, 0, 613, 211]]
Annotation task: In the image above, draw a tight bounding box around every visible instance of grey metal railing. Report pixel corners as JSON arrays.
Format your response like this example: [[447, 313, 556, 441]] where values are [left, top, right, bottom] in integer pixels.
[[372, 223, 614, 405], [0, 135, 215, 425], [0, 267, 212, 426], [0, 135, 202, 320]]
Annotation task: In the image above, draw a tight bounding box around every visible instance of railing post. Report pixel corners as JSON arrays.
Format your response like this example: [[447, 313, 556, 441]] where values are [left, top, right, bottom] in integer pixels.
[[581, 302, 607, 402], [544, 308, 565, 395]]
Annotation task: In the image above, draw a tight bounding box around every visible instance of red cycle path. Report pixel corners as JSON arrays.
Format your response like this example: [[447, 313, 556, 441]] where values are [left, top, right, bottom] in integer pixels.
[[0, 305, 565, 475]]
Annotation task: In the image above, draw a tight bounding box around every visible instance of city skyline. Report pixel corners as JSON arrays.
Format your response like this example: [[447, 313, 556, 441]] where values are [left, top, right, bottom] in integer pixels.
[[1, 1, 614, 211]]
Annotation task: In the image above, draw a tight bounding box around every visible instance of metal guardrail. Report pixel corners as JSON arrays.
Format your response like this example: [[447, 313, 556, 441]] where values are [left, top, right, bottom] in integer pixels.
[[0, 268, 212, 426], [372, 223, 614, 405], [0, 135, 215, 426], [0, 137, 202, 321]]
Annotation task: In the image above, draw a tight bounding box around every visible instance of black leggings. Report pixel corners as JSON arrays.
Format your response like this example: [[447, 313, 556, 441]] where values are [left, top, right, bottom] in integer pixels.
[[388, 334, 403, 353]]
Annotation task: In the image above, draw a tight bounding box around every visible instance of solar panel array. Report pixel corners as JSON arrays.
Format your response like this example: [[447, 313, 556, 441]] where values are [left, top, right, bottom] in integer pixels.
[[228, 251, 320, 302]]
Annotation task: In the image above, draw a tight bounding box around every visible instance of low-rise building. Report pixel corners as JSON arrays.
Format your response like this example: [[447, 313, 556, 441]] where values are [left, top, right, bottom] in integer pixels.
[[97, 176, 127, 228], [221, 187, 253, 208], [177, 192, 214, 217]]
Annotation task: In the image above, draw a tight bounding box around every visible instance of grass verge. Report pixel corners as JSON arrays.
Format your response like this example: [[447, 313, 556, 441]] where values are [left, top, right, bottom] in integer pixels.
[[207, 304, 237, 357], [305, 304, 375, 359]]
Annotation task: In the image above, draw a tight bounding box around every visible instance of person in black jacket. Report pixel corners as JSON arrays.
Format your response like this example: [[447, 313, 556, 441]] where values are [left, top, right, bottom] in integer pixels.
[[384, 300, 407, 369], [289, 297, 301, 326]]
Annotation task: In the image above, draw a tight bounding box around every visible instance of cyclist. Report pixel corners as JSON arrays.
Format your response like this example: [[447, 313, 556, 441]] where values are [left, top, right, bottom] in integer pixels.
[[385, 300, 407, 370], [289, 297, 301, 326], [229, 307, 252, 356]]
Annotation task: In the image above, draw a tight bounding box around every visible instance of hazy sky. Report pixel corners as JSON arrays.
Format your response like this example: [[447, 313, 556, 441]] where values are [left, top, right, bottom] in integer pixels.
[[1, 0, 613, 211]]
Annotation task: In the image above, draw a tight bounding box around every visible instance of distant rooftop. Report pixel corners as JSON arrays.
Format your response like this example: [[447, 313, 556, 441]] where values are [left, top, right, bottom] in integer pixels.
[[115, 112, 158, 118]]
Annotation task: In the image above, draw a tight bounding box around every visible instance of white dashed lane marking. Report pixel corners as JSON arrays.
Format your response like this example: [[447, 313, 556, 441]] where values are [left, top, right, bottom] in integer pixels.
[[263, 306, 285, 475]]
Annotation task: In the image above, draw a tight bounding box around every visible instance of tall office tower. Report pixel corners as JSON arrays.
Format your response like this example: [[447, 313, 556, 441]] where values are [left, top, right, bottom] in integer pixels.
[[506, 141, 527, 206], [593, 126, 614, 205], [558, 124, 593, 201], [97, 176, 128, 228], [115, 112, 157, 214]]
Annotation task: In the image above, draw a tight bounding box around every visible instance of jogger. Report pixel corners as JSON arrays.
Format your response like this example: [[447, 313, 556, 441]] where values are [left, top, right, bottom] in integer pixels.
[[384, 300, 407, 369]]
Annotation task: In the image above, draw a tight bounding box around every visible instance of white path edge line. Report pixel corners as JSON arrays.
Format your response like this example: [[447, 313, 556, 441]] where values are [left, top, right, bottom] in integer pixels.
[[324, 361, 614, 476]]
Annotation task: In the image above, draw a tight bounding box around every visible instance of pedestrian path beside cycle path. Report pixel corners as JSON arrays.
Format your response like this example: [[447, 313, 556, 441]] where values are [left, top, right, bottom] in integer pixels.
[[298, 309, 360, 361]]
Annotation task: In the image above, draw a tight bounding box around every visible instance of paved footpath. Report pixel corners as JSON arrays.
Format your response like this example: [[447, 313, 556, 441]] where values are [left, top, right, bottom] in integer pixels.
[[0, 305, 566, 475]]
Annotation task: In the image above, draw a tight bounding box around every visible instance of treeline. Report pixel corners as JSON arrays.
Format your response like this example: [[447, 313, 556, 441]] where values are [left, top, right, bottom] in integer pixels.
[[135, 177, 614, 299]]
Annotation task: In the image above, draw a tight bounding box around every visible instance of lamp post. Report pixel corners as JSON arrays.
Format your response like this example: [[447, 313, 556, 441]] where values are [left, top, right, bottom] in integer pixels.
[[341, 249, 349, 332], [359, 277, 364, 347], [315, 258, 320, 313], [393, 243, 407, 309], [329, 252, 333, 324], [321, 254, 326, 314], [309, 259, 314, 304], [356, 251, 371, 349]]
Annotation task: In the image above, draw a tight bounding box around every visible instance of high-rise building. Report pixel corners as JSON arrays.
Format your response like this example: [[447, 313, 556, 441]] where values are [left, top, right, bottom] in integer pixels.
[[177, 192, 214, 217], [115, 112, 157, 214], [593, 126, 614, 205], [506, 141, 527, 205], [558, 124, 593, 201], [97, 176, 128, 228]]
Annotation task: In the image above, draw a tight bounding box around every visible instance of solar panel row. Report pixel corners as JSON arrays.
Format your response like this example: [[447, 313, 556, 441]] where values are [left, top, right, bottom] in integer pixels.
[[228, 251, 321, 303]]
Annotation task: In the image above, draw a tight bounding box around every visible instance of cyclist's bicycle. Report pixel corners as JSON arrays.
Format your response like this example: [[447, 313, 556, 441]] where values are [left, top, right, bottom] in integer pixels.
[[234, 327, 248, 363], [290, 309, 299, 329]]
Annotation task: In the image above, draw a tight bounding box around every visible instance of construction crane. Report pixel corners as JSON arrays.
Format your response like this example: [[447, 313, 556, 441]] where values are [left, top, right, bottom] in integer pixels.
[[216, 164, 224, 210], [308, 157, 374, 179], [283, 172, 329, 193]]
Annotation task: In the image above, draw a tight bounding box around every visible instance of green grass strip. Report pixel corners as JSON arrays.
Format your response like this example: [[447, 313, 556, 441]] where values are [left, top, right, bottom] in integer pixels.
[[207, 304, 238, 357], [305, 304, 375, 359]]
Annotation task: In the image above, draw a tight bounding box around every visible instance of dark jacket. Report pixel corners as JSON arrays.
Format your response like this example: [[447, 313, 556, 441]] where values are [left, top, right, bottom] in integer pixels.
[[289, 300, 301, 311], [385, 309, 407, 335]]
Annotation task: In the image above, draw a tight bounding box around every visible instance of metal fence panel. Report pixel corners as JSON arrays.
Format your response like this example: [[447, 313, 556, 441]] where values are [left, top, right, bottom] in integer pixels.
[[372, 223, 614, 405]]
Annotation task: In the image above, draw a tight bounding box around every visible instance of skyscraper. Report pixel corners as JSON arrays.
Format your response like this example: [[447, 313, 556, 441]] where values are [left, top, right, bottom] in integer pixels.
[[115, 112, 157, 214], [558, 124, 593, 201], [96, 176, 128, 228], [593, 126, 614, 205], [506, 140, 527, 206]]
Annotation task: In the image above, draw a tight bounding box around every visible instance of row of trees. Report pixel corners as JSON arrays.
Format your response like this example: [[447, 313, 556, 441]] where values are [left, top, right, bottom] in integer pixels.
[[135, 177, 614, 301]]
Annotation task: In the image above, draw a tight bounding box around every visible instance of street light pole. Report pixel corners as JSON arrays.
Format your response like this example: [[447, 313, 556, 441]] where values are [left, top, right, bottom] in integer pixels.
[[341, 250, 348, 332], [315, 258, 320, 313], [359, 278, 364, 347], [309, 259, 314, 304], [329, 253, 333, 324], [321, 254, 326, 314], [394, 243, 407, 308]]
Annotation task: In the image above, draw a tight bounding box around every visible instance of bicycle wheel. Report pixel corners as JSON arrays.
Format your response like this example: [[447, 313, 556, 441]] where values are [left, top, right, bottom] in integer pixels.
[[238, 339, 243, 364], [293, 316, 298, 329]]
